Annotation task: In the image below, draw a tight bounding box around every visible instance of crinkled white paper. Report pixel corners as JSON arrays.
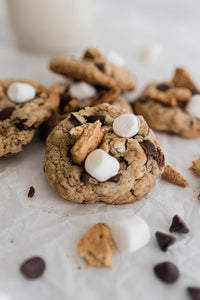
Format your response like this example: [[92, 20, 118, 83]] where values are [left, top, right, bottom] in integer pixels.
[[1, 1, 200, 299]]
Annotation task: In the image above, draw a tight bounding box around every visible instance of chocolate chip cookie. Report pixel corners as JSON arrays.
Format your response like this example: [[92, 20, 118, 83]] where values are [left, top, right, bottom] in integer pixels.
[[133, 68, 200, 138], [44, 103, 164, 204], [0, 79, 59, 157], [49, 47, 135, 91], [40, 82, 133, 139]]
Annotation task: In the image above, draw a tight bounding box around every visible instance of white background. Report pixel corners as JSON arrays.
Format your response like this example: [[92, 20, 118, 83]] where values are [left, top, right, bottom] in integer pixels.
[[0, 1, 200, 300]]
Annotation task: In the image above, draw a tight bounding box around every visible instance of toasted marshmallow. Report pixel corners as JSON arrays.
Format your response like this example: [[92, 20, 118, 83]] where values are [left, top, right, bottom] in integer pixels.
[[106, 50, 125, 67], [84, 149, 120, 182], [112, 215, 151, 252], [113, 114, 140, 138], [69, 82, 96, 100], [186, 94, 200, 119], [7, 82, 36, 103]]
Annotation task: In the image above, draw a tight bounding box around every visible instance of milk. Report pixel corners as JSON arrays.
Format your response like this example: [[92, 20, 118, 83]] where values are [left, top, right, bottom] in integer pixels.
[[7, 0, 94, 53]]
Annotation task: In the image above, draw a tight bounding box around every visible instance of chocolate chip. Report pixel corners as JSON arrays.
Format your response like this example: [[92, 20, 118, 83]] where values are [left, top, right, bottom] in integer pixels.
[[169, 214, 189, 233], [108, 173, 121, 183], [187, 287, 200, 300], [130, 189, 136, 197], [20, 257, 45, 279], [140, 140, 165, 168], [80, 171, 91, 183], [86, 115, 105, 125], [28, 186, 35, 198], [156, 83, 172, 92], [95, 63, 106, 73], [59, 93, 72, 109], [13, 118, 30, 130], [154, 261, 179, 283], [0, 107, 15, 120], [155, 231, 176, 252], [69, 114, 83, 127]]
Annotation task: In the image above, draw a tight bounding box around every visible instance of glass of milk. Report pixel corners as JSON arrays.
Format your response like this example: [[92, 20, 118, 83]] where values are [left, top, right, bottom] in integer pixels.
[[7, 0, 94, 53]]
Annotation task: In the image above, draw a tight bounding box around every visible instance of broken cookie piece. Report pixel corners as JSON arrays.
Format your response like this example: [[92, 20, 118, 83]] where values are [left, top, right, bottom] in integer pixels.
[[70, 121, 104, 165], [161, 165, 188, 187], [190, 160, 200, 175], [77, 223, 114, 267]]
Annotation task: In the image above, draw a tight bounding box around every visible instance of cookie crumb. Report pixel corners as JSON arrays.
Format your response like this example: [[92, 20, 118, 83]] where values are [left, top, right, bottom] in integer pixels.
[[161, 165, 188, 187], [77, 223, 114, 267], [191, 160, 200, 175], [198, 194, 200, 201], [28, 186, 35, 198], [10, 239, 14, 244]]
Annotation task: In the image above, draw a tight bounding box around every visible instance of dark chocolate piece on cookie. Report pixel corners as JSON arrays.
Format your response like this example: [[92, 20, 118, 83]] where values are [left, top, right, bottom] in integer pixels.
[[169, 214, 189, 233], [155, 231, 176, 252], [80, 171, 91, 183], [108, 173, 121, 183], [0, 107, 15, 120], [156, 83, 172, 92], [69, 113, 83, 126], [140, 140, 165, 168], [86, 115, 105, 125], [154, 261, 179, 283]]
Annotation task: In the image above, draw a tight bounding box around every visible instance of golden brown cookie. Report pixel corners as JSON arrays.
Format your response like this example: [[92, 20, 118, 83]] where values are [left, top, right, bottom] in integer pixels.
[[133, 68, 200, 138], [190, 160, 200, 175], [0, 79, 59, 157], [77, 223, 114, 268], [49, 47, 135, 91], [44, 103, 165, 204]]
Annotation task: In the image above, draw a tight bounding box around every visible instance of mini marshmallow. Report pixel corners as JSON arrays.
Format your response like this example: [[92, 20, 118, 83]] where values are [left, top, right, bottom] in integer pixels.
[[69, 82, 97, 100], [106, 50, 125, 67], [186, 94, 200, 119], [7, 82, 36, 103], [112, 215, 150, 252], [113, 114, 140, 138], [84, 149, 120, 182]]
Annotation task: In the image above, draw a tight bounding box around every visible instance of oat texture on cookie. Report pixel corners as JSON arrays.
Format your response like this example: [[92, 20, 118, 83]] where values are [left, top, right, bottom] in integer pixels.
[[133, 68, 200, 138], [44, 103, 165, 204]]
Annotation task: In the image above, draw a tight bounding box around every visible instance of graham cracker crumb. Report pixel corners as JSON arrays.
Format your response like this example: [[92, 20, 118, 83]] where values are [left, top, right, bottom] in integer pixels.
[[161, 165, 188, 187], [191, 160, 200, 175], [77, 223, 114, 268]]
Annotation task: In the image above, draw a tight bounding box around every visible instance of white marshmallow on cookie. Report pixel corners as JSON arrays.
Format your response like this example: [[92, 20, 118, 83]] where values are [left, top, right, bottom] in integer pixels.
[[7, 82, 36, 103], [112, 215, 151, 253], [84, 149, 120, 182], [113, 114, 140, 138], [106, 50, 125, 67], [186, 94, 200, 119], [69, 82, 97, 100]]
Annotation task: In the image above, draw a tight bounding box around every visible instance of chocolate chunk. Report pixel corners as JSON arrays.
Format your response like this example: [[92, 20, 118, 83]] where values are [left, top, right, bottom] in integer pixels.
[[86, 115, 105, 125], [108, 173, 121, 183], [156, 83, 172, 92], [28, 186, 35, 198], [20, 257, 45, 279], [169, 214, 189, 233], [155, 231, 176, 252], [191, 90, 200, 95], [59, 93, 72, 109], [154, 261, 179, 283], [95, 63, 106, 73], [187, 287, 200, 300], [80, 171, 91, 183], [0, 107, 15, 120], [69, 114, 83, 127], [13, 118, 30, 130], [130, 189, 136, 197], [140, 140, 165, 168]]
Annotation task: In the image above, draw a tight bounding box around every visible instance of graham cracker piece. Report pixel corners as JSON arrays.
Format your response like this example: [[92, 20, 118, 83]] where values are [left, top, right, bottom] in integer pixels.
[[143, 85, 177, 107], [171, 68, 199, 92], [169, 88, 191, 103], [93, 86, 121, 106], [70, 120, 103, 165], [77, 223, 114, 267], [191, 160, 200, 175], [161, 165, 188, 187]]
